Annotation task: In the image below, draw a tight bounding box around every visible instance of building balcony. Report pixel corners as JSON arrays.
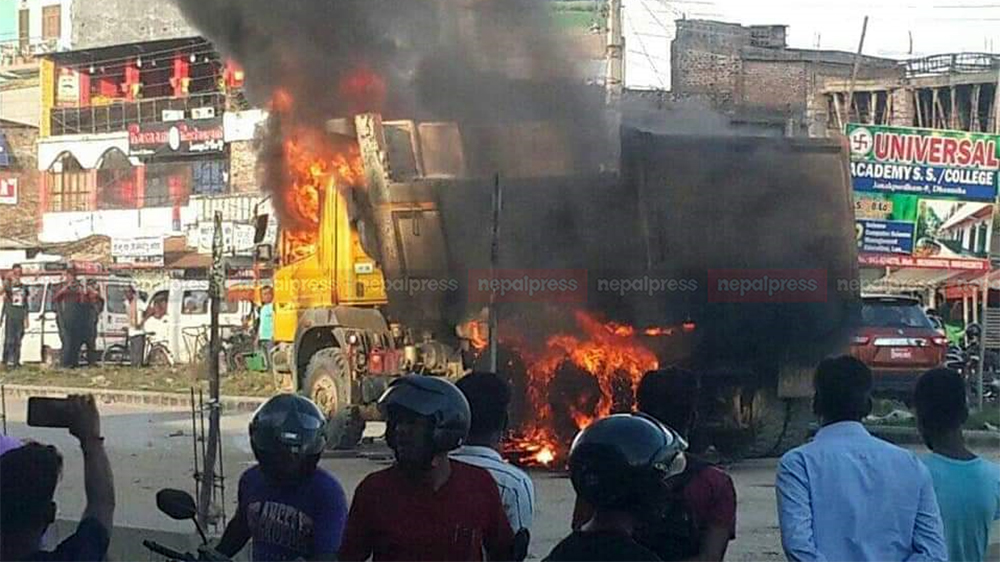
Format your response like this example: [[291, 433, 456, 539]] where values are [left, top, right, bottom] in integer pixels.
[[49, 92, 226, 137]]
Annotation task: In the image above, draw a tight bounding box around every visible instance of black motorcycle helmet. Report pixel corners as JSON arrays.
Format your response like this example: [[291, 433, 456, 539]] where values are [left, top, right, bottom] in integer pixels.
[[378, 375, 471, 453], [569, 413, 688, 513], [249, 394, 328, 480], [966, 323, 982, 339]]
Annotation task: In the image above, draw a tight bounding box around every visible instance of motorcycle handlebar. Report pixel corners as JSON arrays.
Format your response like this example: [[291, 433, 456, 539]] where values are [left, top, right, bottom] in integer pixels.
[[142, 540, 194, 561]]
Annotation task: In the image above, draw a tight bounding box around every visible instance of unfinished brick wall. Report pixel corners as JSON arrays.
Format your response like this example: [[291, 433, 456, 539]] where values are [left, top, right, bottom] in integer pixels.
[[228, 140, 258, 194], [671, 20, 748, 108], [0, 124, 40, 241], [741, 60, 807, 111]]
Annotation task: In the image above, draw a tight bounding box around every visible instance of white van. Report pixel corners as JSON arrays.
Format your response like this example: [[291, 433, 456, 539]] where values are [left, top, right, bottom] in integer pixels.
[[143, 280, 251, 364]]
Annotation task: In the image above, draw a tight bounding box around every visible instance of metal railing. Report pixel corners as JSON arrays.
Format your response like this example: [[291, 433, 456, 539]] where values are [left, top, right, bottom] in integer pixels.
[[49, 92, 226, 136], [905, 53, 1000, 78]]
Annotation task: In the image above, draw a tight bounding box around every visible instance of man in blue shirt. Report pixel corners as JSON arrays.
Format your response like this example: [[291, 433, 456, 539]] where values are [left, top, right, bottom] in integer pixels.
[[915, 368, 1000, 562], [257, 286, 275, 369], [215, 394, 348, 561], [776, 356, 947, 562]]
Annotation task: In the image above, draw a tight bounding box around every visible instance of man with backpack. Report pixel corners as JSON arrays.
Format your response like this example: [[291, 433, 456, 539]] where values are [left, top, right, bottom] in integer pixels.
[[571, 367, 737, 561]]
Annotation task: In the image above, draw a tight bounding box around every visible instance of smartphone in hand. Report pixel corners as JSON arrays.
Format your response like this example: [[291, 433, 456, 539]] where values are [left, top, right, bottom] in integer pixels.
[[27, 397, 74, 428]]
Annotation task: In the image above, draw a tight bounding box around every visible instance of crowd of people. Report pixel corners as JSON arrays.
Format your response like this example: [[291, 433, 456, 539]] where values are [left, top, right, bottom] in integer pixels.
[[0, 267, 110, 370], [0, 359, 997, 562]]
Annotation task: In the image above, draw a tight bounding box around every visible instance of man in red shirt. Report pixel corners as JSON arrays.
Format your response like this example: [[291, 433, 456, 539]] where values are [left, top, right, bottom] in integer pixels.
[[339, 375, 514, 562], [572, 367, 737, 561]]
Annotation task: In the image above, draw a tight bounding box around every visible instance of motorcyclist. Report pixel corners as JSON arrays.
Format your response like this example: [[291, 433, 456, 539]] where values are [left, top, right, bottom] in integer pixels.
[[214, 394, 348, 561], [546, 413, 688, 562], [339, 375, 514, 561]]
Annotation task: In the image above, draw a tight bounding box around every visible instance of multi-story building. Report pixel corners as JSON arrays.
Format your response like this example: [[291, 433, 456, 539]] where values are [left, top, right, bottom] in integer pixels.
[[34, 36, 266, 277]]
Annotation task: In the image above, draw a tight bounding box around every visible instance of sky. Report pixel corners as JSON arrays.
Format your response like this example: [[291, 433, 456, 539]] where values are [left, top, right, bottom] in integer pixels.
[[623, 0, 1000, 89]]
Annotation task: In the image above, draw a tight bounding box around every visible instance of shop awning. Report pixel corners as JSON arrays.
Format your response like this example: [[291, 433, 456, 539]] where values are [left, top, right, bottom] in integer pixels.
[[864, 268, 966, 295]]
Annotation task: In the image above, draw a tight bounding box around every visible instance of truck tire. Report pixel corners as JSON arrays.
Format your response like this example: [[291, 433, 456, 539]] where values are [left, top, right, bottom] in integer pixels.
[[304, 348, 365, 450], [745, 387, 813, 458]]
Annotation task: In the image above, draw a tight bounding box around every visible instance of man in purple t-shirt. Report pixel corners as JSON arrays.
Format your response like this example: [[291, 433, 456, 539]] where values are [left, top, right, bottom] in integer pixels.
[[215, 395, 348, 562]]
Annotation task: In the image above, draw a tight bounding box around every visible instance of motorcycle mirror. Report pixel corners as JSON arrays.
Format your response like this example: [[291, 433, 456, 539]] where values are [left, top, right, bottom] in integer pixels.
[[156, 489, 197, 521]]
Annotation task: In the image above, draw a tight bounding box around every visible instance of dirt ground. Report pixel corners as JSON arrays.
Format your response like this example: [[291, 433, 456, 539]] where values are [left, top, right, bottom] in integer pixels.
[[3, 398, 997, 561]]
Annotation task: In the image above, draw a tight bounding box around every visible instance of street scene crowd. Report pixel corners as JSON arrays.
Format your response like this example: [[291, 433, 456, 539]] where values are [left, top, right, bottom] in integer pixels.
[[1, 359, 997, 561]]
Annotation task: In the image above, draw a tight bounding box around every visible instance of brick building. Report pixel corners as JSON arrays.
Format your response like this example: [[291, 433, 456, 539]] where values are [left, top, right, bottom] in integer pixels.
[[0, 120, 40, 242], [670, 20, 902, 136]]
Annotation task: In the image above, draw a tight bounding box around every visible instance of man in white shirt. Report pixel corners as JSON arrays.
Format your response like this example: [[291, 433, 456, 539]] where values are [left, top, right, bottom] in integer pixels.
[[452, 372, 535, 561], [125, 287, 146, 367]]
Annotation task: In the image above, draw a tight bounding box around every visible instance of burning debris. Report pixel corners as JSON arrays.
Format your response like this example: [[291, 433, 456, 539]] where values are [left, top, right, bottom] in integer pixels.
[[501, 311, 661, 468]]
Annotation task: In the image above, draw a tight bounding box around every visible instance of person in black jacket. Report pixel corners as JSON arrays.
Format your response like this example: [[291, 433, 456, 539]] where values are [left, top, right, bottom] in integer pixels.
[[546, 414, 688, 562]]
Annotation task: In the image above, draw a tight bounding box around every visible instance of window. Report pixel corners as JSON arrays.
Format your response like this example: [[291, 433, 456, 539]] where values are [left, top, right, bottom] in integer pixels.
[[106, 284, 129, 314], [47, 153, 92, 212], [182, 289, 237, 314], [96, 150, 136, 209], [192, 159, 228, 195], [42, 5, 60, 41], [144, 162, 191, 208], [18, 9, 28, 51], [182, 290, 209, 315], [26, 284, 46, 313]]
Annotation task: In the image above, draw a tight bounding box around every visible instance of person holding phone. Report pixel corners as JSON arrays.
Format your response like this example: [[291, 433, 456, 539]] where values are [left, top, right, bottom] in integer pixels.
[[2, 264, 30, 369], [1, 395, 115, 561]]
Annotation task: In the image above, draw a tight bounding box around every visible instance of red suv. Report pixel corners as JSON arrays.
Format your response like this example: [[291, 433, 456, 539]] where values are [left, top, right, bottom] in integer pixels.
[[850, 295, 947, 393]]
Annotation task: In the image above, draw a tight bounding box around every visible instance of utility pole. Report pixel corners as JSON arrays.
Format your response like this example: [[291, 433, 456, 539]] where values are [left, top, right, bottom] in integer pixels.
[[994, 58, 1000, 134], [488, 174, 502, 373], [198, 211, 223, 527], [605, 0, 624, 106], [845, 16, 869, 126]]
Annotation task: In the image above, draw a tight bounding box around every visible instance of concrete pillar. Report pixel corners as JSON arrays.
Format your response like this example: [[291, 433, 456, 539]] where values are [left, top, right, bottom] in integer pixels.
[[889, 88, 914, 126]]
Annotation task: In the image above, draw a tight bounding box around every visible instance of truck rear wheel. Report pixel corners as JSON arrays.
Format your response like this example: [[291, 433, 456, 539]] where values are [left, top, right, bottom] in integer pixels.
[[744, 387, 813, 458], [304, 348, 365, 450]]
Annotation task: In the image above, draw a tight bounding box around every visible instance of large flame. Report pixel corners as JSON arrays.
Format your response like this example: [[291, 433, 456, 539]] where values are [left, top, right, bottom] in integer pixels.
[[272, 90, 365, 263], [504, 311, 660, 467]]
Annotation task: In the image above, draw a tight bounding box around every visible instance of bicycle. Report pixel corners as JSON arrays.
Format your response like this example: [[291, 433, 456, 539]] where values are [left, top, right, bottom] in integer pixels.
[[101, 331, 174, 367]]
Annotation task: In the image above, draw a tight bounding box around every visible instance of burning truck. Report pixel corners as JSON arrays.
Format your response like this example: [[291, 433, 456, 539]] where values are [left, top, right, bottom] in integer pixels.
[[250, 107, 860, 458]]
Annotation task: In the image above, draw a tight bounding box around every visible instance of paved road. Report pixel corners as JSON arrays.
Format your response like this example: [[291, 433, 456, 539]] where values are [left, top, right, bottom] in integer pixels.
[[3, 398, 997, 561]]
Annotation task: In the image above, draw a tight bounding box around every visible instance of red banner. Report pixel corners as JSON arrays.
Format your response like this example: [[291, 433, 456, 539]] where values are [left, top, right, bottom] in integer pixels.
[[859, 253, 991, 271]]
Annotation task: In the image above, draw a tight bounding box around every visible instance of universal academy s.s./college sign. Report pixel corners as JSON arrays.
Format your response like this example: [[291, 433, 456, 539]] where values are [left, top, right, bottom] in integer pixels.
[[847, 124, 998, 271], [128, 118, 225, 157]]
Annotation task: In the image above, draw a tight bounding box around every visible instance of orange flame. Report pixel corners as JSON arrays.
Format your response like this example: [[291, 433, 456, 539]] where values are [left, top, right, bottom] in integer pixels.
[[272, 90, 366, 263], [643, 326, 675, 337], [467, 321, 489, 352], [505, 311, 659, 466]]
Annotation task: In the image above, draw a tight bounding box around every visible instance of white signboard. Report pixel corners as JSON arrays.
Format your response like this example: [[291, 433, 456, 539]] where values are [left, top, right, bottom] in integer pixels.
[[112, 236, 165, 266], [193, 221, 262, 256], [0, 178, 17, 205], [223, 109, 268, 142]]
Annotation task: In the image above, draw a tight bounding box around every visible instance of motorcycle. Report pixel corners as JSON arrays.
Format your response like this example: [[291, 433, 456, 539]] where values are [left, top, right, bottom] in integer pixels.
[[143, 489, 229, 562]]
